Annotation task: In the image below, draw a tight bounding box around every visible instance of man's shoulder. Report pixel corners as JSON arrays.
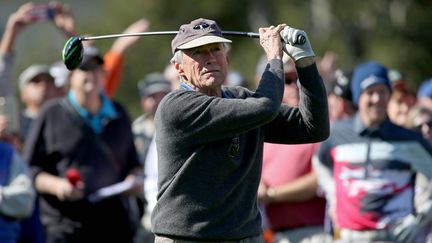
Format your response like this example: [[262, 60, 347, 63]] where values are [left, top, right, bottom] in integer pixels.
[[157, 89, 205, 113]]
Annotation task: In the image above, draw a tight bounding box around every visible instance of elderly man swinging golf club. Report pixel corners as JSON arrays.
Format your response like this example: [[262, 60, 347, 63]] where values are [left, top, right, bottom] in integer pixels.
[[152, 18, 329, 242]]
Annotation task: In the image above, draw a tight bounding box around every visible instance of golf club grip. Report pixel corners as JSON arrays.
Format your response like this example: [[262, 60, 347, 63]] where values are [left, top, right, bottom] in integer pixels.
[[222, 31, 306, 45]]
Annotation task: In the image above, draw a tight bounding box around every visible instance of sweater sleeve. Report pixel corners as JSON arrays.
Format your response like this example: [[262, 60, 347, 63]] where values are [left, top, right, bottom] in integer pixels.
[[156, 59, 285, 144], [0, 152, 35, 218], [264, 63, 330, 144]]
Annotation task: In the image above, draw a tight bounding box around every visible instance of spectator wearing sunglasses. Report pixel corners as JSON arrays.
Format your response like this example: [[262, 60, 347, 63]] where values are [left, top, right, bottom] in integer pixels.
[[257, 54, 331, 243]]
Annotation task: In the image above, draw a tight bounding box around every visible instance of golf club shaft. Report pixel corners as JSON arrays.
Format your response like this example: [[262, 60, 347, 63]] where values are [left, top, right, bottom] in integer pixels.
[[79, 31, 259, 41]]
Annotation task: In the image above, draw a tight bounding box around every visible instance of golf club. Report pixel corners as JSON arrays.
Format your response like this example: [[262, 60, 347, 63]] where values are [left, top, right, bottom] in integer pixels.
[[62, 30, 306, 70]]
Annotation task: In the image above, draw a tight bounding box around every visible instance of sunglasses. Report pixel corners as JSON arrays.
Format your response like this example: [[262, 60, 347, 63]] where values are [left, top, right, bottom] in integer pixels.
[[285, 73, 298, 85]]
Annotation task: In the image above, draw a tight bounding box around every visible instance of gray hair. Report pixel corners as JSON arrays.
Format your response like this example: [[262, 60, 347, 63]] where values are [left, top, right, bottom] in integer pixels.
[[170, 50, 183, 64]]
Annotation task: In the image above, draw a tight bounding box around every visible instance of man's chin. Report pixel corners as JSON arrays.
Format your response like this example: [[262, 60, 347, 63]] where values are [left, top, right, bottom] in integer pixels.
[[204, 77, 224, 86]]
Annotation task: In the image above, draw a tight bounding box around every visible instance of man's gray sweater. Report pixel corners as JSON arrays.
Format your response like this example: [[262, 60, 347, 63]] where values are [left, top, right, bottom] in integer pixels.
[[152, 59, 329, 240]]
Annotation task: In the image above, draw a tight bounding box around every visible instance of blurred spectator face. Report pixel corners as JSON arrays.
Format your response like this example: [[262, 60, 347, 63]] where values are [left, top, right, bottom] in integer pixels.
[[283, 71, 299, 106], [141, 91, 169, 117], [20, 73, 57, 107], [69, 66, 105, 95], [138, 73, 172, 118], [328, 94, 344, 122], [413, 113, 432, 143], [327, 69, 355, 122], [387, 87, 417, 126], [69, 45, 105, 96], [318, 51, 338, 85], [418, 98, 432, 110], [0, 113, 8, 136], [225, 71, 249, 88], [164, 63, 180, 90], [358, 84, 391, 127]]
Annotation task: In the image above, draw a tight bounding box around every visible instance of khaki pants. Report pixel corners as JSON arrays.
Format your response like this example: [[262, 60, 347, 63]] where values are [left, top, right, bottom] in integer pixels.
[[154, 235, 264, 243]]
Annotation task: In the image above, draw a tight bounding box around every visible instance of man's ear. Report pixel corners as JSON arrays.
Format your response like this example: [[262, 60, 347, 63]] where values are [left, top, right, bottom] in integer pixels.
[[175, 62, 183, 75], [175, 62, 187, 80]]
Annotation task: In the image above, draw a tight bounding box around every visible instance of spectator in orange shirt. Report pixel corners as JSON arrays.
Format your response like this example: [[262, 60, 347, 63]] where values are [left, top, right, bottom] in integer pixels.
[[102, 18, 150, 98]]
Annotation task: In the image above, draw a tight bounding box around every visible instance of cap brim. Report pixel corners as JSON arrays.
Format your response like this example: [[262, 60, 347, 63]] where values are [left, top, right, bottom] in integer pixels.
[[18, 65, 52, 89], [79, 56, 104, 71], [141, 85, 172, 97], [361, 76, 389, 90], [176, 36, 232, 50]]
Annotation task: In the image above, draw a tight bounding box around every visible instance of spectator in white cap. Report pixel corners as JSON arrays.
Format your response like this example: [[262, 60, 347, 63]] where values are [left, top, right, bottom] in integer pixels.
[[49, 61, 71, 97], [18, 64, 58, 139]]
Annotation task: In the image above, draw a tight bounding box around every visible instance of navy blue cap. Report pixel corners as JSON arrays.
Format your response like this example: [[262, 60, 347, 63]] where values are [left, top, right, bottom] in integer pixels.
[[351, 61, 391, 106]]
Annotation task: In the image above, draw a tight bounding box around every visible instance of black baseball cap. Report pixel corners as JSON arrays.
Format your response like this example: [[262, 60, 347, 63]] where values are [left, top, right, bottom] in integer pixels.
[[171, 18, 232, 54], [331, 69, 353, 101], [79, 45, 104, 71], [138, 73, 172, 97]]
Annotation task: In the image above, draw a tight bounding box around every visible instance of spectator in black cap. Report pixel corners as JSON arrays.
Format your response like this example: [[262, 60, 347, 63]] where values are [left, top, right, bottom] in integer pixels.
[[23, 44, 144, 243], [132, 72, 172, 243], [152, 17, 328, 242], [133, 73, 172, 163], [327, 69, 356, 122]]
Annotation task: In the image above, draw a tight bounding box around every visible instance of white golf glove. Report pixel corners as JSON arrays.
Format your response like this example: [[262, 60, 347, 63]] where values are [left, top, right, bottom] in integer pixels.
[[390, 214, 421, 243], [280, 26, 315, 61]]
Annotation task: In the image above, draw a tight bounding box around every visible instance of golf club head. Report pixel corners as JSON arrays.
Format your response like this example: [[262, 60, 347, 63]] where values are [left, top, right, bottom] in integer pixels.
[[62, 36, 83, 70]]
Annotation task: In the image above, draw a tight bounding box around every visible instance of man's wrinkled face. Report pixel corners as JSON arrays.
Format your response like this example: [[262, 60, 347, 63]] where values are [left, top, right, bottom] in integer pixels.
[[177, 43, 228, 90], [358, 84, 391, 127]]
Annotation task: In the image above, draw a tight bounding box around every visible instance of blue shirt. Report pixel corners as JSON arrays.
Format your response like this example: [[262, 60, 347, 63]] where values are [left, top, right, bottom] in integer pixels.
[[67, 91, 117, 134]]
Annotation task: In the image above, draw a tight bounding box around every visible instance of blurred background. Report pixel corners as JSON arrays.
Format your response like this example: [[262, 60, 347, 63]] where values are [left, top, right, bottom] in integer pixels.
[[1, 0, 431, 118]]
